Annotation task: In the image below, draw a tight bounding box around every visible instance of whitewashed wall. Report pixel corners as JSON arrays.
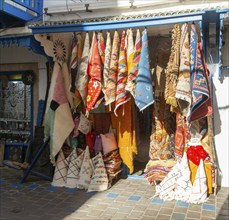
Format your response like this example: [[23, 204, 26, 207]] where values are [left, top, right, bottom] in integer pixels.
[[0, 45, 48, 100], [211, 65, 229, 187]]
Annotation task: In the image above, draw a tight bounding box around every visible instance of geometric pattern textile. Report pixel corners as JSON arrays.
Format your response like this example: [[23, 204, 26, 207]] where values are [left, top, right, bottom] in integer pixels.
[[88, 152, 109, 192]]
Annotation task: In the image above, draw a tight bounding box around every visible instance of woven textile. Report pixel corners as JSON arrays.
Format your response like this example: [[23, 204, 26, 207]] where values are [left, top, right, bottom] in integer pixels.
[[97, 32, 106, 64], [189, 23, 212, 122], [189, 161, 213, 194], [105, 31, 120, 106], [164, 24, 180, 113], [111, 98, 137, 174], [135, 29, 154, 111], [189, 159, 208, 204], [69, 33, 78, 95], [149, 66, 175, 161], [125, 29, 142, 97], [76, 146, 93, 190], [77, 34, 83, 62], [153, 154, 208, 203], [44, 65, 75, 164], [86, 32, 102, 115], [75, 32, 90, 107], [126, 29, 135, 70], [114, 30, 130, 116], [72, 115, 80, 138], [78, 112, 92, 135], [66, 149, 84, 188], [154, 161, 180, 201], [175, 23, 191, 116], [174, 113, 190, 159], [174, 152, 193, 202], [94, 135, 103, 154], [144, 160, 176, 185], [103, 32, 112, 98], [103, 149, 122, 183], [52, 150, 69, 187], [69, 33, 83, 107], [88, 152, 109, 192], [150, 100, 175, 160], [153, 153, 192, 202]]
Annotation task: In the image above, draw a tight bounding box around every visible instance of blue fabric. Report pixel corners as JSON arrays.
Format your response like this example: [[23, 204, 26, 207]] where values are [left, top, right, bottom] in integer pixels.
[[189, 23, 212, 122], [135, 29, 154, 111]]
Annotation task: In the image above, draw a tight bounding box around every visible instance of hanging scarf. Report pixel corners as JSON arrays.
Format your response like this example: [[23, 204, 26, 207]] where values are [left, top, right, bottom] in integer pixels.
[[175, 23, 191, 116], [105, 31, 120, 106], [86, 32, 102, 115], [125, 29, 142, 97], [75, 32, 90, 107], [97, 32, 106, 64], [189, 23, 212, 122], [164, 24, 180, 113], [69, 33, 78, 95], [69, 33, 83, 107], [135, 29, 154, 111], [92, 32, 106, 110], [114, 31, 130, 116], [77, 33, 83, 63], [126, 29, 135, 69], [103, 32, 112, 100]]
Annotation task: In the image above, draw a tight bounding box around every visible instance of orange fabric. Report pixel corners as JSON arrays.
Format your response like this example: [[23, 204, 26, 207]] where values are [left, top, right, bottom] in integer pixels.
[[111, 98, 137, 174]]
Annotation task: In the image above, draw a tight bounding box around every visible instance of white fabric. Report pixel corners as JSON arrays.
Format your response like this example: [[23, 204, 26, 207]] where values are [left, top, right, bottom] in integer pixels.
[[78, 112, 92, 135], [174, 152, 192, 202], [154, 162, 180, 201], [189, 159, 208, 204], [66, 149, 84, 188], [88, 152, 109, 192], [76, 146, 93, 190], [154, 154, 208, 204], [52, 150, 69, 187]]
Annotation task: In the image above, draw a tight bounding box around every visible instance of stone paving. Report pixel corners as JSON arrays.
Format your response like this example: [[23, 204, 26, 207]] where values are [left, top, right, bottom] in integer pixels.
[[0, 166, 228, 220]]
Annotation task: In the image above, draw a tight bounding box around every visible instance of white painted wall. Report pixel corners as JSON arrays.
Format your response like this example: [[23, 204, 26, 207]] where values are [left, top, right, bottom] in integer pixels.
[[211, 65, 229, 187], [0, 45, 48, 100]]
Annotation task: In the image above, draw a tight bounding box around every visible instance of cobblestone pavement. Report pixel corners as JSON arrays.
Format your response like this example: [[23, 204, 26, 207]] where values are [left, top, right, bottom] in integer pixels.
[[0, 167, 228, 220]]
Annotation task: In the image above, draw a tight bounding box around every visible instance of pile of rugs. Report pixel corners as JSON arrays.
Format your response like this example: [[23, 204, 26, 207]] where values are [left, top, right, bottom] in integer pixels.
[[51, 134, 122, 192], [153, 151, 208, 204]]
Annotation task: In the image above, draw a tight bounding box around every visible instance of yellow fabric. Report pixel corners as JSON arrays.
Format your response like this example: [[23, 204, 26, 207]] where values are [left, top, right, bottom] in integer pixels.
[[110, 29, 137, 174], [189, 161, 213, 194], [111, 98, 137, 174]]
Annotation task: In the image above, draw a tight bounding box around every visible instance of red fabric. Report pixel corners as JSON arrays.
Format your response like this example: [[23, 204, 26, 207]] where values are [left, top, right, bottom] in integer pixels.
[[187, 145, 208, 166], [86, 131, 97, 153], [86, 32, 102, 114]]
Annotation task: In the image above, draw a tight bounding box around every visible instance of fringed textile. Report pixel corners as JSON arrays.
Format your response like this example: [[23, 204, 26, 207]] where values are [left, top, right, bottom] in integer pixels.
[[114, 31, 130, 116], [175, 23, 191, 116], [164, 24, 181, 113]]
